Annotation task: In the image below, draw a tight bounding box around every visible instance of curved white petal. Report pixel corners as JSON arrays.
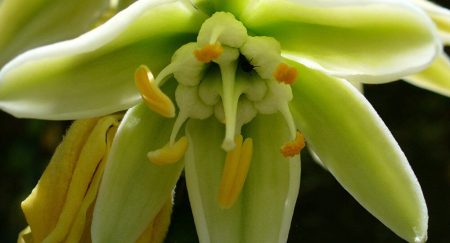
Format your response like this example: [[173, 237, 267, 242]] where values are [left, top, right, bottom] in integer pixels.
[[411, 0, 450, 45], [242, 0, 441, 83], [92, 104, 184, 243], [289, 59, 428, 243], [405, 53, 450, 97], [0, 0, 205, 120], [0, 0, 109, 66]]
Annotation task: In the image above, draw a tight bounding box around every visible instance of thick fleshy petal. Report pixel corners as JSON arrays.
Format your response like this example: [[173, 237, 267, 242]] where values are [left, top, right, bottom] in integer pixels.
[[184, 118, 242, 243], [184, 114, 300, 243], [21, 115, 120, 243], [404, 53, 450, 97], [0, 0, 109, 66], [412, 0, 450, 45], [92, 104, 184, 243], [288, 60, 428, 243], [191, 0, 252, 16], [242, 114, 300, 243], [241, 0, 441, 83], [0, 0, 206, 120]]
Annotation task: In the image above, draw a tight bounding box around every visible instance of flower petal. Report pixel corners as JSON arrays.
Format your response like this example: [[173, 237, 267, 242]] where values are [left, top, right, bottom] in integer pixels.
[[0, 0, 206, 120], [184, 114, 300, 243], [191, 0, 252, 16], [21, 115, 120, 243], [241, 0, 441, 83], [0, 0, 109, 66], [242, 113, 301, 243], [184, 118, 242, 243], [404, 53, 450, 97], [288, 60, 428, 243], [412, 0, 450, 45], [92, 104, 184, 243]]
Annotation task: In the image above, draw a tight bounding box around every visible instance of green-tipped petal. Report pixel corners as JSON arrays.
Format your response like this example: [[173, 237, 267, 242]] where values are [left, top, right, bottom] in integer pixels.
[[185, 118, 242, 243], [184, 114, 300, 243], [241, 0, 440, 83], [92, 104, 184, 243], [191, 0, 252, 16], [0, 0, 206, 120], [405, 53, 450, 97], [242, 114, 300, 243], [412, 0, 450, 45], [0, 0, 109, 66], [288, 60, 428, 243]]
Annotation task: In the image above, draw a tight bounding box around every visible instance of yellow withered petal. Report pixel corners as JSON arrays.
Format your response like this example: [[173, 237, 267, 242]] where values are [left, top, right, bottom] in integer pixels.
[[21, 115, 121, 243], [17, 226, 32, 243], [147, 136, 188, 165], [218, 135, 253, 209], [65, 126, 118, 243], [21, 119, 97, 243], [135, 65, 176, 118]]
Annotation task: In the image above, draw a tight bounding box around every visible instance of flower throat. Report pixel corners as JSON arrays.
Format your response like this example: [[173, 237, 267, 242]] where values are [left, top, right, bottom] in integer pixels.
[[135, 12, 304, 208]]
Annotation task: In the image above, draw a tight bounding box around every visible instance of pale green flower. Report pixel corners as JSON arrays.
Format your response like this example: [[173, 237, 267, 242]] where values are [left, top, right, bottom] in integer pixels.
[[404, 0, 450, 97], [0, 0, 445, 243]]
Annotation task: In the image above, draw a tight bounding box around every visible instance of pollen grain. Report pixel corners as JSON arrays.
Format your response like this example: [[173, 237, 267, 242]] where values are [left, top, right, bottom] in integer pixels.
[[273, 63, 298, 85], [281, 131, 305, 157], [194, 43, 224, 63]]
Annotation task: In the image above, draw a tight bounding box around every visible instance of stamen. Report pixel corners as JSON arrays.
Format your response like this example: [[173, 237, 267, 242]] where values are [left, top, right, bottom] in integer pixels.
[[194, 43, 224, 63], [280, 131, 305, 157], [218, 135, 253, 209], [147, 136, 188, 165], [135, 65, 175, 118], [273, 63, 298, 85]]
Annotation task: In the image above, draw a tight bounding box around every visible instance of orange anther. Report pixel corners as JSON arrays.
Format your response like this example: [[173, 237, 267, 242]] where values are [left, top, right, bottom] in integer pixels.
[[194, 43, 224, 63], [281, 131, 305, 157], [273, 63, 298, 85]]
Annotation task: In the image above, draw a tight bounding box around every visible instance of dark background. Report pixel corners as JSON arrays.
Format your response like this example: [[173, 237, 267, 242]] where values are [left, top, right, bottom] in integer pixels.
[[1, 2, 449, 243]]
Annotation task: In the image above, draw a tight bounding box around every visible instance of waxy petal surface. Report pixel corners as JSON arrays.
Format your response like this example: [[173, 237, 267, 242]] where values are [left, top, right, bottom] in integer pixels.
[[0, 0, 109, 66], [92, 104, 184, 243], [241, 0, 441, 83], [0, 0, 206, 120], [405, 53, 450, 97], [184, 114, 300, 243], [288, 60, 428, 242], [185, 118, 242, 243], [191, 0, 252, 16], [412, 0, 450, 44], [242, 114, 301, 243]]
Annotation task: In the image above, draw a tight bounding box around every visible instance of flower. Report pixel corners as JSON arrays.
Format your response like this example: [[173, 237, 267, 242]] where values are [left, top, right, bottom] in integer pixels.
[[0, 0, 445, 242], [403, 0, 450, 97]]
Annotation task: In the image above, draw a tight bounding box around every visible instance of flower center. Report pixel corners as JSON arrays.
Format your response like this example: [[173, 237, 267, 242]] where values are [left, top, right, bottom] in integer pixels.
[[135, 12, 304, 208]]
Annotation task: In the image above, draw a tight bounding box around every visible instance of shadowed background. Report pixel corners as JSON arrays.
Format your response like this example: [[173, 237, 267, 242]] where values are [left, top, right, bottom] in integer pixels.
[[1, 2, 449, 243]]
